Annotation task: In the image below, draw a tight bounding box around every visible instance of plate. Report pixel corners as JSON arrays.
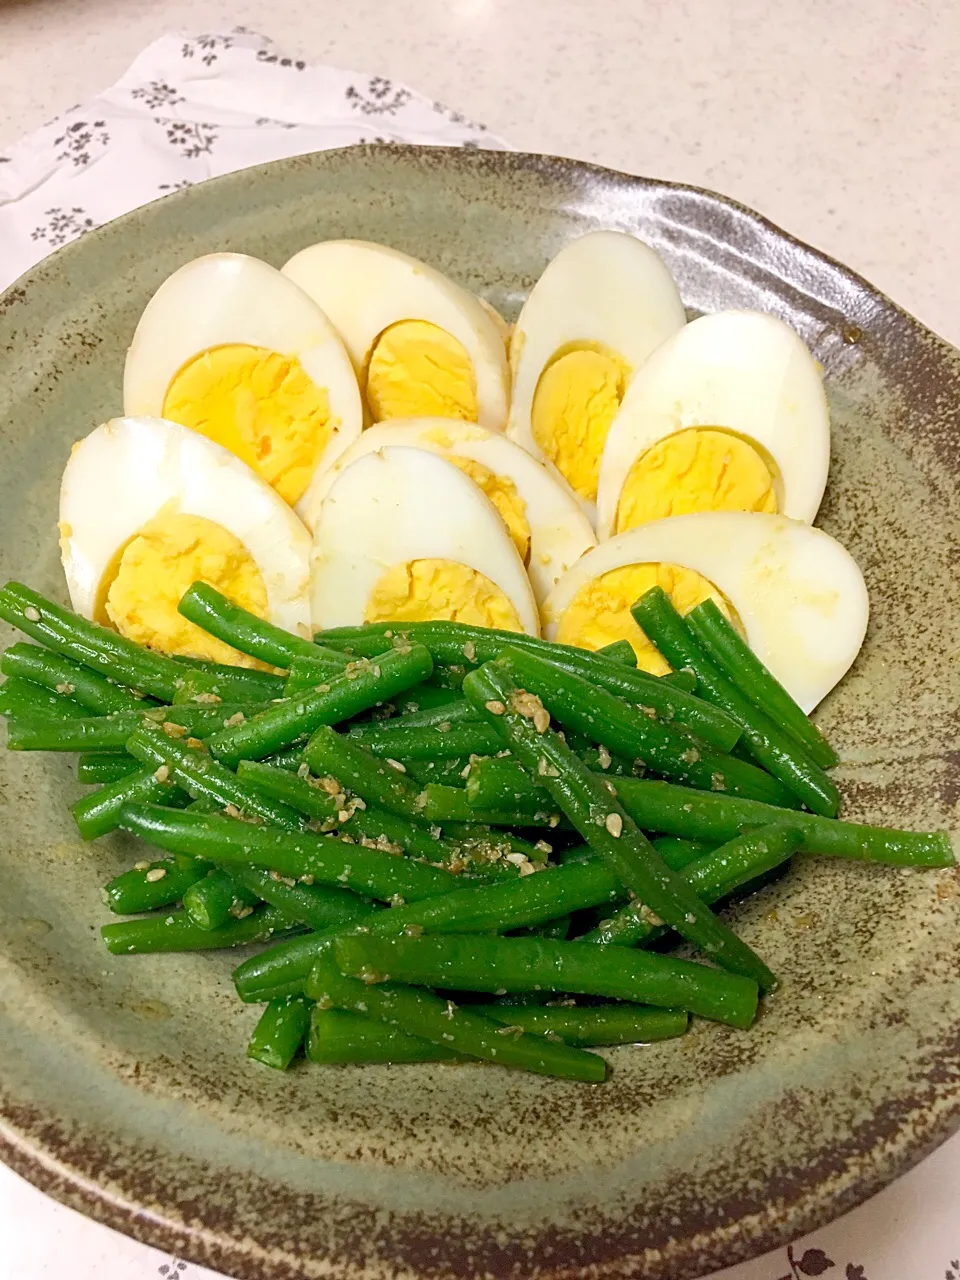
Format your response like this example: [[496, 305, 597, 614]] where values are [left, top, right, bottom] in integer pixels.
[[0, 145, 958, 1280]]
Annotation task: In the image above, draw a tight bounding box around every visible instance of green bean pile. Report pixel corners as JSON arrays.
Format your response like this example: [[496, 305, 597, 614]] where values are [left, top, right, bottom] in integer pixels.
[[0, 579, 953, 1082]]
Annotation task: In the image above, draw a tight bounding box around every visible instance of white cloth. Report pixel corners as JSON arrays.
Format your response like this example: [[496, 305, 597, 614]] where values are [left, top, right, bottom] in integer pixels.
[[0, 28, 957, 1280]]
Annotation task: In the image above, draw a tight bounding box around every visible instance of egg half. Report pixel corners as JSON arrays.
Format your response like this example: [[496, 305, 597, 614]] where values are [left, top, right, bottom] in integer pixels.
[[60, 416, 312, 666], [310, 446, 539, 635], [302, 418, 597, 606], [507, 231, 687, 517], [123, 253, 363, 518], [596, 310, 830, 538], [543, 512, 868, 711], [282, 240, 510, 430]]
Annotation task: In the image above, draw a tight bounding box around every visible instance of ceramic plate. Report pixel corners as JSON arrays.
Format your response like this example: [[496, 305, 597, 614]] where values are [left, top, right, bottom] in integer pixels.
[[0, 146, 958, 1280]]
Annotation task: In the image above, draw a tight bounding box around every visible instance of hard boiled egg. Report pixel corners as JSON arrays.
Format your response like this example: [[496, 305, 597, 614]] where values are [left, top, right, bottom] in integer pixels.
[[282, 240, 510, 430], [123, 253, 362, 517], [301, 418, 597, 606], [60, 416, 312, 666], [543, 512, 868, 711], [596, 310, 830, 539], [507, 231, 686, 518], [310, 446, 539, 635]]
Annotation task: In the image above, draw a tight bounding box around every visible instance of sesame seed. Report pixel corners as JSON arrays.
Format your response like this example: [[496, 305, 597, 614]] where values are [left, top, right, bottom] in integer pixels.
[[462, 641, 477, 662], [297, 762, 311, 779], [518, 861, 536, 877], [186, 737, 205, 750], [484, 699, 506, 716], [605, 812, 623, 837], [533, 708, 550, 734], [145, 868, 166, 882], [534, 839, 552, 855], [193, 691, 221, 704], [134, 860, 151, 871], [153, 764, 170, 783], [711, 772, 726, 791], [222, 711, 245, 728], [233, 905, 254, 919], [23, 606, 40, 622], [685, 912, 697, 924], [597, 744, 612, 770], [55, 682, 75, 696], [161, 721, 187, 738]]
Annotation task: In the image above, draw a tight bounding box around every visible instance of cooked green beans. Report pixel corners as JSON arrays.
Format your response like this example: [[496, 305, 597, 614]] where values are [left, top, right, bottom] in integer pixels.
[[0, 677, 88, 721], [183, 868, 260, 930], [595, 639, 638, 667], [332, 933, 759, 1029], [1, 642, 146, 713], [307, 1008, 461, 1064], [125, 723, 304, 829], [72, 765, 187, 841], [248, 995, 313, 1070], [307, 953, 606, 1082], [632, 588, 840, 817], [171, 665, 286, 706], [501, 645, 798, 807], [464, 659, 777, 991], [610, 777, 954, 867], [229, 865, 376, 934], [102, 853, 211, 914], [418, 782, 562, 828], [685, 598, 838, 769], [304, 726, 425, 820], [206, 644, 433, 768], [102, 904, 292, 954], [346, 721, 502, 761], [7, 701, 266, 752], [474, 1004, 689, 1046], [77, 752, 140, 784]]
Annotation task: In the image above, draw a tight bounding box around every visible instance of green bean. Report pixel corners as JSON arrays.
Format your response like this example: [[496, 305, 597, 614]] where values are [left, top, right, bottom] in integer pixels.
[[307, 953, 605, 1082], [417, 783, 563, 828], [119, 803, 462, 903], [398, 757, 472, 789], [631, 588, 840, 817], [235, 929, 377, 1003], [474, 1004, 689, 1046], [304, 726, 424, 820], [6, 700, 266, 752], [315, 620, 736, 749], [685, 598, 838, 769], [77, 752, 140, 784], [125, 723, 304, 829], [248, 995, 313, 1069], [501, 645, 798, 807], [464, 659, 777, 991], [177, 582, 351, 670], [102, 853, 211, 914], [101, 904, 292, 955], [283, 656, 363, 698], [235, 758, 466, 864], [183, 868, 260, 930], [0, 676, 88, 720], [582, 824, 802, 946], [650, 836, 716, 867], [1, 642, 147, 713], [306, 1008, 462, 1064], [230, 865, 376, 934], [610, 777, 955, 867], [349, 697, 478, 735], [595, 639, 638, 666], [332, 933, 759, 1030], [346, 722, 502, 761], [72, 765, 188, 841], [206, 645, 433, 768], [528, 914, 573, 940]]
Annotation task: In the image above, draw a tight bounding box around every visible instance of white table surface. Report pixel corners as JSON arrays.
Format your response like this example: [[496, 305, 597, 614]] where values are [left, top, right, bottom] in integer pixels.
[[0, 3, 958, 1278]]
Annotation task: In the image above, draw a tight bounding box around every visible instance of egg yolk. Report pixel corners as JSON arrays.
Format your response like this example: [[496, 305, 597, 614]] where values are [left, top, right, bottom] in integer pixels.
[[556, 562, 734, 674], [531, 343, 630, 501], [162, 344, 332, 506], [365, 558, 523, 631], [365, 321, 478, 422], [102, 510, 269, 666], [616, 428, 778, 531], [445, 457, 530, 563]]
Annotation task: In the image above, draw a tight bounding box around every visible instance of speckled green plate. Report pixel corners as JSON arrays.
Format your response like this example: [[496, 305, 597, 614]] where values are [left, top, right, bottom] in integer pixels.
[[0, 146, 958, 1280]]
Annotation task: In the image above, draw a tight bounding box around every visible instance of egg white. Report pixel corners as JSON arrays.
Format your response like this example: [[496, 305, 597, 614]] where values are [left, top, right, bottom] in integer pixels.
[[281, 240, 510, 429], [310, 446, 539, 635], [596, 310, 831, 538], [122, 252, 363, 518], [60, 416, 312, 634], [543, 512, 868, 712]]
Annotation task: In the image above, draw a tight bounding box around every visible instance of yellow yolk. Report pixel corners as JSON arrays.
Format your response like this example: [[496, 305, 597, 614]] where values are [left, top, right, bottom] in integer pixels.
[[531, 344, 629, 501], [365, 558, 523, 631], [616, 428, 778, 531], [445, 456, 530, 563], [556, 562, 733, 674], [103, 510, 268, 666], [162, 344, 332, 506], [365, 321, 478, 422]]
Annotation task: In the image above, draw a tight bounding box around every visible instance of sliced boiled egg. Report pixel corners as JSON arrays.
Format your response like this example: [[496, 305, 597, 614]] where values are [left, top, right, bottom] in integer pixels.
[[507, 231, 686, 517], [301, 418, 596, 606], [123, 253, 362, 518], [281, 240, 510, 430], [596, 310, 830, 538], [310, 446, 539, 635], [60, 416, 312, 666], [543, 512, 868, 711]]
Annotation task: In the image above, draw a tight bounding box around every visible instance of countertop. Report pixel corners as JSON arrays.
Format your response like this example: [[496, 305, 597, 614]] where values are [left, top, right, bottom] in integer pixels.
[[1, 0, 958, 345]]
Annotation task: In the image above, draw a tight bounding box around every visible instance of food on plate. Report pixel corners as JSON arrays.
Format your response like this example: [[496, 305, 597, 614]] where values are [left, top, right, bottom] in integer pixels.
[[0, 227, 951, 1087], [543, 511, 868, 709], [282, 240, 510, 428], [123, 252, 363, 514], [301, 417, 597, 605], [58, 416, 312, 665], [507, 231, 686, 514], [309, 446, 539, 634], [596, 310, 831, 538]]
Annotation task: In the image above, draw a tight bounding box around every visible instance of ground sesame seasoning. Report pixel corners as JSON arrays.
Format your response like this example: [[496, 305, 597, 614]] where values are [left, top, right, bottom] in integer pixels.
[[496, 1024, 523, 1037], [597, 743, 612, 770], [153, 764, 170, 783], [605, 812, 623, 838], [639, 904, 664, 927], [462, 641, 477, 662], [318, 776, 342, 795], [193, 691, 221, 704], [711, 772, 726, 791], [484, 699, 506, 716], [359, 967, 387, 985], [186, 737, 205, 750], [145, 867, 166, 882], [442, 1000, 456, 1019], [55, 682, 75, 696], [161, 721, 187, 738], [681, 746, 701, 764], [233, 905, 255, 919], [23, 606, 40, 622], [534, 839, 553, 855], [297, 762, 311, 779], [222, 711, 245, 728], [437, 721, 453, 733], [685, 912, 697, 924], [518, 861, 536, 877]]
